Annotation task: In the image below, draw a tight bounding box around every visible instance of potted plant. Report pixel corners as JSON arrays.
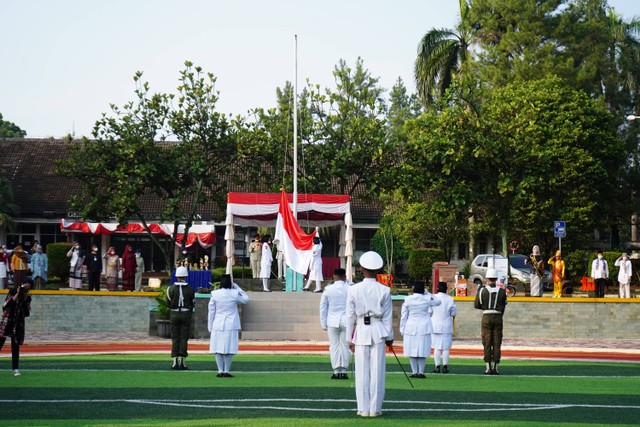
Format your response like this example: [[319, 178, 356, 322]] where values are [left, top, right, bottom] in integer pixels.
[[154, 286, 171, 338]]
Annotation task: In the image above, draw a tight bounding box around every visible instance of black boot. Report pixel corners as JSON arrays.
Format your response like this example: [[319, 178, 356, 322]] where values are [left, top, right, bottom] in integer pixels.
[[432, 365, 441, 373], [179, 357, 188, 370], [442, 365, 449, 374], [171, 357, 179, 370]]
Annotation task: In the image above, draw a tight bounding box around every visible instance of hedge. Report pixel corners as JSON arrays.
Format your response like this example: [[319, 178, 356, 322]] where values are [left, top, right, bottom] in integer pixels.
[[407, 248, 445, 282], [46, 242, 73, 282]]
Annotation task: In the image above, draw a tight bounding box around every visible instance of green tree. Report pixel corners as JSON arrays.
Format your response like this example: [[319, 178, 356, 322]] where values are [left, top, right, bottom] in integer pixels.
[[0, 170, 19, 231], [57, 62, 236, 270], [387, 77, 421, 146], [401, 77, 623, 255], [558, 0, 640, 111], [414, 0, 477, 107], [303, 58, 390, 196], [468, 0, 569, 88], [0, 113, 26, 138]]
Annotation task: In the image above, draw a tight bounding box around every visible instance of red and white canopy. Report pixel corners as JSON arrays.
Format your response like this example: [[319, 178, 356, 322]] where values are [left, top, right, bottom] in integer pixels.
[[225, 192, 353, 280], [60, 220, 216, 248]]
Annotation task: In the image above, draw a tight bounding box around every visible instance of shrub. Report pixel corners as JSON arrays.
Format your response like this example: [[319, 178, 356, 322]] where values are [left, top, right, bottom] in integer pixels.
[[562, 249, 591, 281], [211, 266, 251, 283], [408, 248, 445, 282], [46, 242, 73, 282]]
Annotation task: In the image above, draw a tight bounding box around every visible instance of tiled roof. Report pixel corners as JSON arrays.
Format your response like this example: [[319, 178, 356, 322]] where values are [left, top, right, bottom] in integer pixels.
[[0, 138, 382, 224]]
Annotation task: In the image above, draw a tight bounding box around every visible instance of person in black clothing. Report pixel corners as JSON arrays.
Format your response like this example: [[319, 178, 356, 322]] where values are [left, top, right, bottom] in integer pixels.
[[0, 278, 32, 376], [85, 244, 102, 291]]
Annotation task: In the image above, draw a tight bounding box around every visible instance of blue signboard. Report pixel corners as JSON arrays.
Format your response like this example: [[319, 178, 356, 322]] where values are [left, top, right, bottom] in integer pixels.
[[554, 221, 566, 238]]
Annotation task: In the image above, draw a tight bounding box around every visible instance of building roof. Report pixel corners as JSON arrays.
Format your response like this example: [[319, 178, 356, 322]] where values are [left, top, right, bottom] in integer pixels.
[[0, 138, 382, 225]]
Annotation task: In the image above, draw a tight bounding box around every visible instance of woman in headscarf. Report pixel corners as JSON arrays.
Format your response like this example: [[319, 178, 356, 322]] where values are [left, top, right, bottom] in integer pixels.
[[0, 278, 32, 376], [0, 246, 10, 289], [121, 245, 136, 291], [30, 245, 48, 290], [103, 247, 120, 291], [208, 274, 249, 377], [66, 242, 85, 290], [399, 280, 441, 378], [10, 246, 29, 289]]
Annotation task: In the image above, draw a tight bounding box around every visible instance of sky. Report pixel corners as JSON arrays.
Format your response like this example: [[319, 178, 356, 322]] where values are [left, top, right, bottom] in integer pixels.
[[1, 0, 638, 139]]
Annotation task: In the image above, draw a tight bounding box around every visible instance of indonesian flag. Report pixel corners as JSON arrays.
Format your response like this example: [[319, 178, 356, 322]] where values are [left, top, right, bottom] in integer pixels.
[[273, 189, 317, 275]]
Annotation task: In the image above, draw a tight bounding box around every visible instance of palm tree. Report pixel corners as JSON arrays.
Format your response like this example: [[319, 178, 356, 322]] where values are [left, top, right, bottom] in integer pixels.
[[414, 0, 476, 107], [0, 171, 18, 231]]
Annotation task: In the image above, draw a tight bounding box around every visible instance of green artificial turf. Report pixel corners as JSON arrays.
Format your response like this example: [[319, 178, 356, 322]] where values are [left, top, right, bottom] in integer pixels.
[[0, 354, 638, 426]]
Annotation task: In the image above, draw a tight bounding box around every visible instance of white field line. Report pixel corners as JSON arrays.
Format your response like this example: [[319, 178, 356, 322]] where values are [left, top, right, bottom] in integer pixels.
[[0, 398, 638, 412], [15, 368, 640, 379]]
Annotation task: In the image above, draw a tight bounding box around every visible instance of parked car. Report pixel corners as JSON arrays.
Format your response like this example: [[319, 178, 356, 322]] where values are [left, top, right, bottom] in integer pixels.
[[509, 254, 553, 291], [469, 253, 552, 290]]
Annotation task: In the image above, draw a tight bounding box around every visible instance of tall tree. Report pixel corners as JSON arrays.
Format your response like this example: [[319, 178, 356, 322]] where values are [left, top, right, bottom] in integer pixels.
[[400, 77, 623, 255], [387, 77, 421, 146], [468, 0, 569, 89], [558, 0, 640, 112], [57, 62, 236, 269], [414, 0, 477, 107], [0, 113, 26, 138], [303, 58, 390, 196]]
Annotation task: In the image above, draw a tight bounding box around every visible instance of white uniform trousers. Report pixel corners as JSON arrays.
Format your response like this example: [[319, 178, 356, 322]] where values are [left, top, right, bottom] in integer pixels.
[[354, 340, 386, 415], [619, 281, 631, 298], [327, 325, 350, 371]]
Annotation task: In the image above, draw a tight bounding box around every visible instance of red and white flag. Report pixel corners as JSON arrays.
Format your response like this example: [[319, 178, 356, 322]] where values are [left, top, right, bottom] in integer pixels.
[[273, 189, 316, 275]]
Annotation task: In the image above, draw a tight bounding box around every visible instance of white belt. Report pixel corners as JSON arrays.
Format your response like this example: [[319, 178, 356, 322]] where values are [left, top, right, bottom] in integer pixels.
[[171, 308, 191, 312], [357, 317, 381, 325], [482, 310, 501, 315]]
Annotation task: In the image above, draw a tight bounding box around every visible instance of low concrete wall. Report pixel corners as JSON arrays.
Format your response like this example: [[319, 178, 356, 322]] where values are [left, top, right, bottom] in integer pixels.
[[8, 291, 640, 341]]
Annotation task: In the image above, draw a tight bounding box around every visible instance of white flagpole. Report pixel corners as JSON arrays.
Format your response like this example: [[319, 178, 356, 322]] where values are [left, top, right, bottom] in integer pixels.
[[293, 34, 298, 219]]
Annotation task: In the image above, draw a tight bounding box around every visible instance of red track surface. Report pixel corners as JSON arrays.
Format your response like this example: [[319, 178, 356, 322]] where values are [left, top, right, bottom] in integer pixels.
[[13, 342, 640, 362]]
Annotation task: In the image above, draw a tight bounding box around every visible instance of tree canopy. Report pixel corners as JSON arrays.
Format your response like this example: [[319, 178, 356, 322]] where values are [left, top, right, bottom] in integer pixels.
[[56, 62, 236, 269], [0, 113, 26, 138]]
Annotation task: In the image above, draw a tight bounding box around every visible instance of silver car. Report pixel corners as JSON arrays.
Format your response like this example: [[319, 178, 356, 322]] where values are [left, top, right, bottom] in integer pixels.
[[469, 253, 552, 289]]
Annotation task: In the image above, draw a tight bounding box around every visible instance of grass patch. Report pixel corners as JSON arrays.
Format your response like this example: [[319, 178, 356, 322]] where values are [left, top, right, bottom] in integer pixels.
[[0, 354, 638, 426]]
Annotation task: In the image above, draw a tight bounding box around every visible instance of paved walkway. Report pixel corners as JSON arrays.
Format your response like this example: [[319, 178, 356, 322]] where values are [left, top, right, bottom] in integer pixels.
[[6, 332, 639, 362]]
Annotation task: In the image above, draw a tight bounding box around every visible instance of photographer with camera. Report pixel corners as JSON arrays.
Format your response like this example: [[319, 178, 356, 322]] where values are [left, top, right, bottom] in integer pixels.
[[0, 278, 32, 376]]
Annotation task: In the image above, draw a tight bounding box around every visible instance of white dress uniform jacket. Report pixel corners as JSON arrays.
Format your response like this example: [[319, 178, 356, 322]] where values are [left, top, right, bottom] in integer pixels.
[[615, 258, 632, 284], [308, 242, 324, 282], [346, 278, 394, 345], [320, 280, 349, 329], [430, 292, 456, 334], [399, 292, 441, 336], [259, 242, 273, 279], [208, 287, 249, 332]]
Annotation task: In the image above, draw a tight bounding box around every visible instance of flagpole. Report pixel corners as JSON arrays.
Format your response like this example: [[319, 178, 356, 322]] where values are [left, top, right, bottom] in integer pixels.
[[293, 34, 298, 219]]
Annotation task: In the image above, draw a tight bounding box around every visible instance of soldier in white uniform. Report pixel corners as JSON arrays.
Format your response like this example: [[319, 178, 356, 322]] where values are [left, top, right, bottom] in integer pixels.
[[304, 236, 324, 292], [400, 281, 441, 378], [615, 253, 632, 298], [346, 251, 393, 418], [259, 236, 273, 292], [431, 281, 457, 373], [319, 268, 351, 379], [208, 274, 249, 377]]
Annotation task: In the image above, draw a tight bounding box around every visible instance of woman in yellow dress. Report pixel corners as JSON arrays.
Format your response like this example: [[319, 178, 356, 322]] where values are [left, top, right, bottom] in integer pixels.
[[547, 250, 565, 298]]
